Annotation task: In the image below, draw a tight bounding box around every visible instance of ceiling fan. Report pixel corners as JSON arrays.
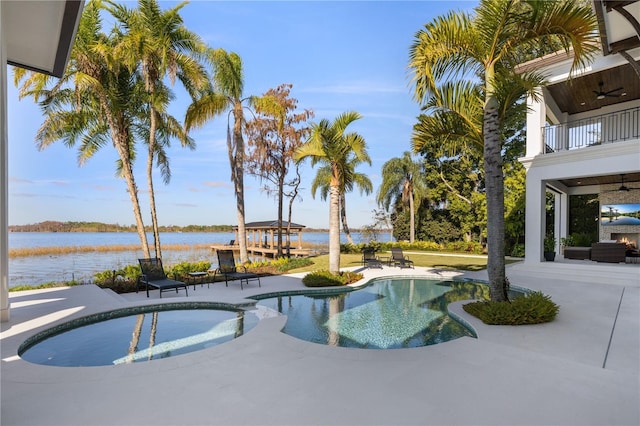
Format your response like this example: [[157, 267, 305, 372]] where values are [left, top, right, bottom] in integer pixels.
[[593, 81, 623, 100], [611, 174, 640, 192]]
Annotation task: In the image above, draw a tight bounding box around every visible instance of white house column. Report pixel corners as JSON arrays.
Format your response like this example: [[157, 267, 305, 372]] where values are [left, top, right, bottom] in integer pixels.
[[558, 191, 568, 248], [552, 190, 565, 253], [526, 89, 545, 158], [1, 2, 10, 322], [524, 171, 546, 264]]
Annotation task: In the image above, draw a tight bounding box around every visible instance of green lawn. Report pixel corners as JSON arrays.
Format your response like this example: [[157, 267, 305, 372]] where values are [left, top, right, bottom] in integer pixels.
[[289, 251, 517, 273]]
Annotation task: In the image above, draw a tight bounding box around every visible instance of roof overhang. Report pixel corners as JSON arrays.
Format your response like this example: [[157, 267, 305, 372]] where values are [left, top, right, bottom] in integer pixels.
[[594, 0, 640, 55], [3, 0, 83, 78]]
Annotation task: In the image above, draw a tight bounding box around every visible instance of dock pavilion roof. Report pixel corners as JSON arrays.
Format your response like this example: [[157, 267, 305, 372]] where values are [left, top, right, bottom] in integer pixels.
[[234, 221, 306, 230]]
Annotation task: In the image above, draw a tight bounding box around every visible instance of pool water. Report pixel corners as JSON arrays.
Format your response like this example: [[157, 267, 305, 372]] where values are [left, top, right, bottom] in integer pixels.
[[20, 306, 258, 367], [256, 279, 492, 349]]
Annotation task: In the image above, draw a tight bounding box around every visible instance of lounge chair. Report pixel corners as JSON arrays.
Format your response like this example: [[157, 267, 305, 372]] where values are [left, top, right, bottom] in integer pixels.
[[225, 239, 236, 246], [390, 247, 414, 268], [362, 247, 383, 269], [138, 258, 188, 298], [212, 249, 261, 290]]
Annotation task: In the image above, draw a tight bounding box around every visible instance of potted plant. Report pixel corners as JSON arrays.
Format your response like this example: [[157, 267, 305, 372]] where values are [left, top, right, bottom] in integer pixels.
[[544, 234, 556, 261]]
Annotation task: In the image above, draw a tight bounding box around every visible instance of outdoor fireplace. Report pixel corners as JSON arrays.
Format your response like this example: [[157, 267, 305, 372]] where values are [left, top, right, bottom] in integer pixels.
[[612, 233, 639, 249]]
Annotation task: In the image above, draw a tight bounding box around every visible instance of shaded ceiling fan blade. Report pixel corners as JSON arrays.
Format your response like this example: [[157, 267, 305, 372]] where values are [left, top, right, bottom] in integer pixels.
[[605, 87, 623, 94]]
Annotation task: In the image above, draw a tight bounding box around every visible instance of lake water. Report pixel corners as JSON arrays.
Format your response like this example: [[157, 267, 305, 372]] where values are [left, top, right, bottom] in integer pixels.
[[8, 231, 392, 288]]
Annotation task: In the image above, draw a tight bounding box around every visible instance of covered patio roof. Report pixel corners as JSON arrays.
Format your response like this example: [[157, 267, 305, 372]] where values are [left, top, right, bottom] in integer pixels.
[[3, 0, 83, 78]]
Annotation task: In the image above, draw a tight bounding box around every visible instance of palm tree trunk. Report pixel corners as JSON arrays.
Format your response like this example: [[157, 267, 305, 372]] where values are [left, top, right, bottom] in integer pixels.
[[113, 134, 150, 258], [483, 77, 507, 302], [329, 185, 341, 274], [409, 191, 415, 243], [231, 104, 249, 263], [101, 99, 150, 258], [145, 71, 162, 260], [340, 193, 354, 245], [147, 108, 162, 259]]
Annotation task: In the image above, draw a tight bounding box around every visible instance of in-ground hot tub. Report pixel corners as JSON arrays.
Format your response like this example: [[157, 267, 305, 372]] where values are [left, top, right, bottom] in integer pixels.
[[19, 302, 258, 367]]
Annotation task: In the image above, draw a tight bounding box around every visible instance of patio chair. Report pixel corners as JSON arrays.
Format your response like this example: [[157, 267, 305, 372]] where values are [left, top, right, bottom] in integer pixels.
[[362, 247, 383, 269], [390, 247, 414, 268], [138, 258, 188, 298], [212, 249, 261, 290]]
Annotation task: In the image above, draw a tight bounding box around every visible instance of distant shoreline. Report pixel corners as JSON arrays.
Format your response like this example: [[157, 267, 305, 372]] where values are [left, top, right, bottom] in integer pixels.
[[7, 220, 387, 233]]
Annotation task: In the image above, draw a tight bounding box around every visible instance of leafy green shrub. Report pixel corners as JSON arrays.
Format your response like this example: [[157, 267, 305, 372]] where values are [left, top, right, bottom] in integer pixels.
[[270, 257, 314, 272], [170, 261, 212, 278], [302, 270, 364, 287], [93, 265, 141, 293], [340, 242, 385, 254], [572, 232, 596, 247], [443, 241, 484, 254], [463, 291, 559, 325], [365, 240, 484, 255], [510, 243, 525, 257], [245, 257, 314, 274]]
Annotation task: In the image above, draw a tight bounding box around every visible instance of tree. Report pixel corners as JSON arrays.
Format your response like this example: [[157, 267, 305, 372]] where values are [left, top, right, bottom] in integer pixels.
[[108, 0, 208, 259], [294, 111, 368, 274], [409, 0, 598, 301], [377, 152, 427, 243], [245, 84, 313, 256], [310, 155, 372, 245], [14, 0, 152, 257], [185, 49, 253, 263]]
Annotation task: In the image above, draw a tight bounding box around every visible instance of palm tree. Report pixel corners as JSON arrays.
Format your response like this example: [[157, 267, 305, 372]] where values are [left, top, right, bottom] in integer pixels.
[[377, 152, 427, 243], [14, 0, 152, 257], [108, 0, 208, 259], [294, 111, 368, 274], [310, 156, 373, 245], [185, 49, 253, 263], [412, 79, 533, 242], [409, 0, 598, 301]]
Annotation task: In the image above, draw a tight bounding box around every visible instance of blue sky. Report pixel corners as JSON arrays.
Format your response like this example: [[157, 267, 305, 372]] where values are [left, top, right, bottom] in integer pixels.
[[8, 1, 476, 229]]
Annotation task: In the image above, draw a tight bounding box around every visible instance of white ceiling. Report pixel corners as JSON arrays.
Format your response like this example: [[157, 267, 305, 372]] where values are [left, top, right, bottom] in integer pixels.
[[3, 0, 83, 77]]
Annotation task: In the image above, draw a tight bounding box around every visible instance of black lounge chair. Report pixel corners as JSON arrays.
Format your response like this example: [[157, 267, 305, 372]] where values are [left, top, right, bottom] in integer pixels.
[[213, 249, 261, 290], [138, 258, 188, 298], [362, 247, 383, 269], [390, 247, 414, 268]]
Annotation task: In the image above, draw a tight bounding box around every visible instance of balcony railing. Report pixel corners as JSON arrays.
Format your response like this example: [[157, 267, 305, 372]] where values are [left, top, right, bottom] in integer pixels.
[[542, 106, 639, 153]]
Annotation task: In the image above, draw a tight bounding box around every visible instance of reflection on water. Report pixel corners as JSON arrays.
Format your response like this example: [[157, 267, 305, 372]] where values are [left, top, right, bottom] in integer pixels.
[[20, 308, 257, 367], [9, 231, 390, 288], [257, 279, 480, 349]]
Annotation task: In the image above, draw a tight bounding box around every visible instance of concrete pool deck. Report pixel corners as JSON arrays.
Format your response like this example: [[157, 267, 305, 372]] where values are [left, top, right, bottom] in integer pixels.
[[1, 260, 639, 425]]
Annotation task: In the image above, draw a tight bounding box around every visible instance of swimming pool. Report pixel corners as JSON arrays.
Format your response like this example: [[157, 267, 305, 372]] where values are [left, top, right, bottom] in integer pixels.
[[254, 278, 494, 349], [19, 302, 258, 367]]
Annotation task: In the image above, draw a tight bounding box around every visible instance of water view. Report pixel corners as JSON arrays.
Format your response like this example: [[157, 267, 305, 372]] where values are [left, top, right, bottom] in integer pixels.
[[8, 231, 392, 288]]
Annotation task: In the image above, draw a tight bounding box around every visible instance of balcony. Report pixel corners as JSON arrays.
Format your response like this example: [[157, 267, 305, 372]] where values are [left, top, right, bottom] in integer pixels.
[[542, 106, 639, 153]]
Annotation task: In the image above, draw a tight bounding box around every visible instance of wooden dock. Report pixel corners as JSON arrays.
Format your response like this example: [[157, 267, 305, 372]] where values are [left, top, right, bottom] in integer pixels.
[[211, 244, 312, 258]]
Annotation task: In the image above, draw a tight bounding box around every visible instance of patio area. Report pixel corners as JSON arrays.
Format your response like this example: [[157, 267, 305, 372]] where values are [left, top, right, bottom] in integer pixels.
[[1, 261, 638, 425]]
